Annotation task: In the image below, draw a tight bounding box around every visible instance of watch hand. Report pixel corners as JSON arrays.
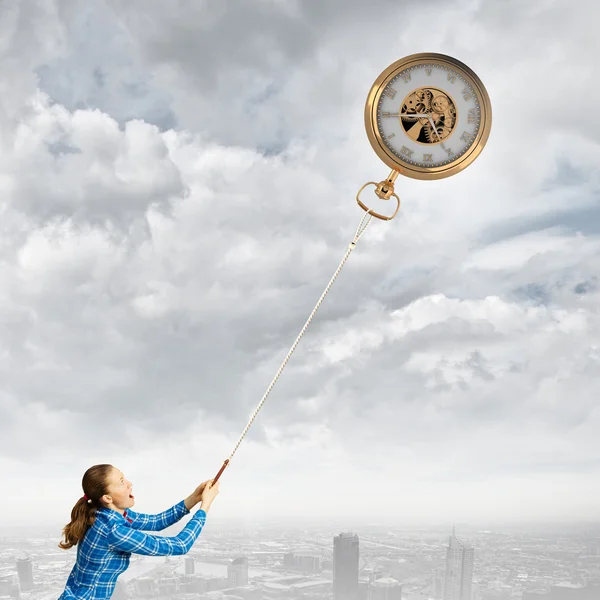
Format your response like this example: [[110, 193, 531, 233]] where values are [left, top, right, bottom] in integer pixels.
[[427, 116, 442, 142], [385, 113, 430, 118]]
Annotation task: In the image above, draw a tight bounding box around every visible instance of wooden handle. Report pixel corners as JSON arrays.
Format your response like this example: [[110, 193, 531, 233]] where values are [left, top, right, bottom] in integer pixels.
[[212, 459, 229, 484]]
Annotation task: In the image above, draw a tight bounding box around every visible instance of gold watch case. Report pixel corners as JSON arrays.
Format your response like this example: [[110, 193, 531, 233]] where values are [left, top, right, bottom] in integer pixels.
[[364, 52, 492, 180]]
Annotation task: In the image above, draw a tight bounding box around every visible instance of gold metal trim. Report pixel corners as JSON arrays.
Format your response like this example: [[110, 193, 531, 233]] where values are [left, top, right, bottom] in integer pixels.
[[356, 169, 401, 221]]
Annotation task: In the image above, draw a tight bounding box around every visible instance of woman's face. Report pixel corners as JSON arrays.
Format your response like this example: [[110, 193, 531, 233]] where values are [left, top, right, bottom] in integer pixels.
[[103, 467, 134, 511]]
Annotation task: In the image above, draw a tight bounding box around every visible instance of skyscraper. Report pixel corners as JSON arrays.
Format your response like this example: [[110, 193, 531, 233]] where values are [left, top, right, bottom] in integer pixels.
[[443, 527, 474, 600], [370, 577, 403, 600], [333, 532, 359, 600], [227, 557, 249, 587], [16, 557, 34, 592], [185, 557, 195, 575]]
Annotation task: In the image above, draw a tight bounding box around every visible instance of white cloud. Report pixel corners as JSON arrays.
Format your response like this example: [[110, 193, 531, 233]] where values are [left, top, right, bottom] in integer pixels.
[[1, 0, 600, 526]]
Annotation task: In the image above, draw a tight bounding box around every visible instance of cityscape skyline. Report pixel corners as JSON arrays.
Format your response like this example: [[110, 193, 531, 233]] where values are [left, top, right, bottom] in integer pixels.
[[2, 522, 600, 599]]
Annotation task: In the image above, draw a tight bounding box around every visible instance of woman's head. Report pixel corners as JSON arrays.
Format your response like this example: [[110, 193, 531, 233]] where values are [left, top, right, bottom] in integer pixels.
[[58, 464, 135, 550], [101, 466, 135, 511]]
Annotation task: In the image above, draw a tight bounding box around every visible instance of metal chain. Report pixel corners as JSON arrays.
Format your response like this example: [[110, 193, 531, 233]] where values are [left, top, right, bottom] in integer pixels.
[[226, 210, 374, 461]]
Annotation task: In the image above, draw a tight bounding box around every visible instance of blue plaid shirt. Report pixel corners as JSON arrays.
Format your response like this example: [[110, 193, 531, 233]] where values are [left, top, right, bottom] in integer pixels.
[[59, 500, 207, 599]]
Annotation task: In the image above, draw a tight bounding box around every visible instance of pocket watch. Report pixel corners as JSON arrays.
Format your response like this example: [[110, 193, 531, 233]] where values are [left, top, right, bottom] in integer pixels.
[[365, 52, 492, 180], [357, 52, 492, 219]]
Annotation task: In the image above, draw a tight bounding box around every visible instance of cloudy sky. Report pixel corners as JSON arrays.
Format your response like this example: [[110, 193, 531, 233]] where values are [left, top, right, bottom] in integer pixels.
[[1, 0, 599, 531]]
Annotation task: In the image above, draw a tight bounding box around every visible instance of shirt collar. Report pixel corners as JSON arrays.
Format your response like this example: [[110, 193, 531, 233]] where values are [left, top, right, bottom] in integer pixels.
[[96, 507, 131, 525]]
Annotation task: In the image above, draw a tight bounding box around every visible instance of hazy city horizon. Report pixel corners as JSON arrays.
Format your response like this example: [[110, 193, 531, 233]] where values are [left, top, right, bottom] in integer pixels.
[[3, 519, 600, 599], [6, 516, 600, 536]]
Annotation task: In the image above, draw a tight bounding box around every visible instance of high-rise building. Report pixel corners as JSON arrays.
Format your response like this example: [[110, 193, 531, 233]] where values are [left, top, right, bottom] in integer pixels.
[[442, 527, 474, 600], [283, 553, 295, 568], [370, 576, 403, 600], [185, 557, 195, 574], [296, 553, 321, 574], [333, 532, 359, 600], [228, 556, 249, 587], [16, 557, 34, 592]]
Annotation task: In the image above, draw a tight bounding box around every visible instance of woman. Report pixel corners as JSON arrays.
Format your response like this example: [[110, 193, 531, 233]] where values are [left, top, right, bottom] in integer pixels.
[[58, 463, 220, 599]]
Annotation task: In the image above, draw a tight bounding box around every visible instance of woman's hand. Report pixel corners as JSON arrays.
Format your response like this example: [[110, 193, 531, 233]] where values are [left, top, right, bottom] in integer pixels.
[[194, 480, 211, 501], [200, 480, 220, 506], [184, 479, 213, 510]]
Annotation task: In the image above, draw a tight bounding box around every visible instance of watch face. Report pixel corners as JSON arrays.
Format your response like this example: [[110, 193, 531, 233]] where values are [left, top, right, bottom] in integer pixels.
[[365, 53, 492, 180]]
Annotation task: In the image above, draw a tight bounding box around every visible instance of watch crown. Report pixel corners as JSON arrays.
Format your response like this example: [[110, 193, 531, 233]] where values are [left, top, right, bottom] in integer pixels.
[[375, 183, 394, 200], [374, 170, 400, 200]]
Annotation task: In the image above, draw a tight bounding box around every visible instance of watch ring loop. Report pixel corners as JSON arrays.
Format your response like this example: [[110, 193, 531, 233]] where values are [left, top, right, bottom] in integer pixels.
[[356, 182, 401, 222]]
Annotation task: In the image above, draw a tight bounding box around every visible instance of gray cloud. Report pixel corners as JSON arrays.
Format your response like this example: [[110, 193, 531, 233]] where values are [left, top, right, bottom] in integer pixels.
[[1, 0, 600, 524]]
